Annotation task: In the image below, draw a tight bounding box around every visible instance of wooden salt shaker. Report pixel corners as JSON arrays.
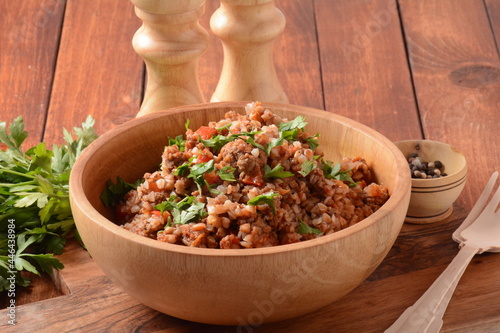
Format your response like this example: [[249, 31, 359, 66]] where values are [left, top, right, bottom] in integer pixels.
[[210, 0, 289, 104], [131, 0, 209, 117]]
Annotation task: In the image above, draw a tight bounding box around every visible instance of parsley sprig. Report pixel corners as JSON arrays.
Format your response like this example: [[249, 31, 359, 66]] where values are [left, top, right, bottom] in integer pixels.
[[0, 116, 98, 290], [297, 221, 323, 235], [264, 164, 294, 179], [322, 161, 358, 187], [200, 130, 262, 152], [247, 192, 280, 214], [100, 177, 141, 208], [155, 195, 207, 225]]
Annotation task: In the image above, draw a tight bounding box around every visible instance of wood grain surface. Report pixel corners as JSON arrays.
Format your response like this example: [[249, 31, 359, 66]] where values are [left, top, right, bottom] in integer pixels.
[[0, 0, 65, 147], [43, 0, 143, 145], [315, 0, 422, 142], [399, 0, 500, 208], [1, 0, 500, 332]]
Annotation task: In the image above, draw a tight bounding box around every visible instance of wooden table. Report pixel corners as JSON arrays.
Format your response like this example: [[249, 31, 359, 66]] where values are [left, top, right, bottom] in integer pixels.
[[1, 0, 500, 332]]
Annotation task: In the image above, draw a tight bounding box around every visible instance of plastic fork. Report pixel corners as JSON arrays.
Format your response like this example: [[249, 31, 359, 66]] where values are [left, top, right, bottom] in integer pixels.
[[385, 171, 500, 333]]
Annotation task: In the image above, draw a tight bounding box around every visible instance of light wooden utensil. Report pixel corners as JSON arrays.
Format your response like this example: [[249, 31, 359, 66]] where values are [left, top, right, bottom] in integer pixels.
[[69, 102, 411, 325], [131, 0, 289, 117], [210, 0, 289, 104], [131, 0, 209, 117], [385, 171, 500, 333]]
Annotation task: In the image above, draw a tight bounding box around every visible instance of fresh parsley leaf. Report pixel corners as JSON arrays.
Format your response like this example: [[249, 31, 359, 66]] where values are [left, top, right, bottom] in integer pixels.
[[0, 116, 28, 153], [298, 160, 316, 177], [201, 131, 262, 153], [0, 114, 98, 289], [201, 134, 232, 151], [173, 200, 206, 225], [280, 129, 299, 141], [154, 195, 177, 214], [322, 161, 357, 187], [188, 159, 214, 193], [184, 119, 191, 131], [216, 123, 232, 132], [245, 136, 266, 152], [168, 135, 186, 152], [247, 192, 280, 214], [174, 161, 191, 176], [27, 143, 54, 175], [278, 116, 307, 132], [264, 164, 294, 179], [156, 195, 207, 225], [265, 136, 284, 155], [100, 176, 138, 208], [297, 222, 323, 235], [21, 253, 64, 274], [190, 159, 214, 176], [217, 166, 236, 182], [305, 134, 320, 151]]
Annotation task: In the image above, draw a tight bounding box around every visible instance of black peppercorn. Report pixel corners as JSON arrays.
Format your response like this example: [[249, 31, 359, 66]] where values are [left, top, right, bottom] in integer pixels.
[[407, 154, 446, 179]]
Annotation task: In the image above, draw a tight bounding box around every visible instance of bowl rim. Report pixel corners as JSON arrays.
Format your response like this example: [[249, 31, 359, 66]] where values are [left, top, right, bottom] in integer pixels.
[[70, 101, 411, 257], [394, 139, 467, 187]]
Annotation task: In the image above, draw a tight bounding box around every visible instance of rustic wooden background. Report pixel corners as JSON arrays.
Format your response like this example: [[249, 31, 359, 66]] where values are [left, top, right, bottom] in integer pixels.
[[1, 0, 500, 332]]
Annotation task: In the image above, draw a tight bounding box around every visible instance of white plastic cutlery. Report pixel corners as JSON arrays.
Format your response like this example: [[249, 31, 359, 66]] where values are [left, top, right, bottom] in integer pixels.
[[385, 171, 500, 333]]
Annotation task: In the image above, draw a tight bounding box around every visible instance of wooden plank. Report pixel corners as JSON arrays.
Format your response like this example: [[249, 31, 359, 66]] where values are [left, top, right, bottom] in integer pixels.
[[0, 0, 65, 147], [3, 209, 500, 332], [315, 0, 421, 142], [398, 0, 500, 209], [43, 0, 144, 145], [485, 0, 500, 51], [199, 0, 323, 109]]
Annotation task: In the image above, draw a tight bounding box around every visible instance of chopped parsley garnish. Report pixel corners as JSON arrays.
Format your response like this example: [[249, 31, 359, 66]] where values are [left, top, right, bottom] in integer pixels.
[[217, 166, 236, 182], [216, 123, 232, 132], [264, 164, 294, 179], [278, 115, 307, 132], [244, 136, 266, 152], [173, 161, 191, 176], [298, 160, 316, 177], [265, 136, 284, 155], [280, 129, 299, 141], [305, 133, 320, 150], [188, 159, 215, 193], [168, 135, 186, 152], [297, 221, 323, 235], [322, 161, 358, 187], [200, 131, 262, 152], [100, 177, 141, 207], [247, 192, 280, 214], [155, 195, 207, 225]]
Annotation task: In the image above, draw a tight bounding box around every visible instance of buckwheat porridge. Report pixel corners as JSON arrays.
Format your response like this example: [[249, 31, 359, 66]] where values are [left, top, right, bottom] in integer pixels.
[[107, 102, 389, 249]]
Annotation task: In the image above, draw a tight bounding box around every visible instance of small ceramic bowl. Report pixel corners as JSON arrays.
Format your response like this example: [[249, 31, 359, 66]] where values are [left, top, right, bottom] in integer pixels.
[[394, 140, 467, 224]]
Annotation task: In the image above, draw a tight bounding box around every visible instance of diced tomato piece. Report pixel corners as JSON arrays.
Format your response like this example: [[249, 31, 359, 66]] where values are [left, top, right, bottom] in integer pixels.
[[194, 126, 217, 140], [241, 174, 265, 187], [0, 143, 7, 151], [204, 171, 221, 185], [152, 210, 162, 217], [193, 151, 212, 164], [115, 204, 129, 221]]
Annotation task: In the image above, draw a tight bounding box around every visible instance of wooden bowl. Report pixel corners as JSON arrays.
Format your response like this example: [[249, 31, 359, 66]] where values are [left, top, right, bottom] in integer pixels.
[[69, 102, 411, 325], [394, 140, 467, 224]]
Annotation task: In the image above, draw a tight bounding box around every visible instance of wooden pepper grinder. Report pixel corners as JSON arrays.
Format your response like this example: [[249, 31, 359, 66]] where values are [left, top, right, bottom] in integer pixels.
[[131, 0, 209, 117], [210, 0, 289, 104]]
